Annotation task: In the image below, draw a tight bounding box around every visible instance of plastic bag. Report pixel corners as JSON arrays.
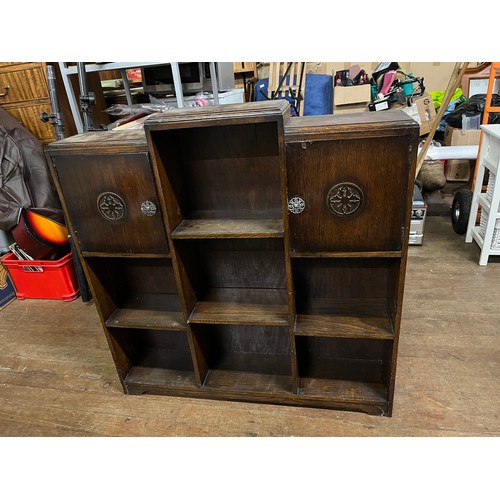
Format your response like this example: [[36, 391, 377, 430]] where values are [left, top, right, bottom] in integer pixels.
[[444, 94, 500, 128]]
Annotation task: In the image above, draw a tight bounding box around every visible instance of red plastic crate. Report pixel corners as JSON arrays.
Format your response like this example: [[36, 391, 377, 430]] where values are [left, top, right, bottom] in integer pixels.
[[1, 252, 80, 301]]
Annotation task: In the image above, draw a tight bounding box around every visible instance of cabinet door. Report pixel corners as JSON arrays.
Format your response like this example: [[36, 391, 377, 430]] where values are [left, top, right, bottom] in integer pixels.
[[52, 153, 167, 254], [286, 135, 411, 252]]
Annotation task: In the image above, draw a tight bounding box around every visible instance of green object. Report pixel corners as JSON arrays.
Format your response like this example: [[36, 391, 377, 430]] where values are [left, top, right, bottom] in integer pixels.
[[430, 88, 463, 109]]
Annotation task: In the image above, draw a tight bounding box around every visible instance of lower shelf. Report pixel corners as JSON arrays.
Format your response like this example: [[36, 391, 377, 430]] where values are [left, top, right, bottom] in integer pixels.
[[114, 326, 391, 415], [298, 358, 387, 404], [202, 352, 291, 394], [123, 358, 388, 414], [124, 348, 197, 389], [109, 328, 196, 389]]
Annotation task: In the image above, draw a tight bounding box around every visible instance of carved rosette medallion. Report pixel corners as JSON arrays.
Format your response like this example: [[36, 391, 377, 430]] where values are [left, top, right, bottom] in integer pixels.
[[327, 183, 363, 216], [97, 192, 126, 222]]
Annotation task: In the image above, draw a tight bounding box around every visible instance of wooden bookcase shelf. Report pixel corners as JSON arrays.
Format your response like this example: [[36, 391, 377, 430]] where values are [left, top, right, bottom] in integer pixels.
[[171, 218, 284, 239], [189, 288, 289, 326], [105, 293, 184, 331], [112, 328, 197, 390], [47, 101, 418, 416]]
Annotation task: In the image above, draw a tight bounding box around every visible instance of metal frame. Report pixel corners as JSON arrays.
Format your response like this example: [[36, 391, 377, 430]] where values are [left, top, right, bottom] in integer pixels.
[[58, 62, 219, 134]]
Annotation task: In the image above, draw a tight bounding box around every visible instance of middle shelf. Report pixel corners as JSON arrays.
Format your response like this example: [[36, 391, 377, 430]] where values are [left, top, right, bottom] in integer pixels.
[[189, 287, 289, 326], [171, 218, 284, 239]]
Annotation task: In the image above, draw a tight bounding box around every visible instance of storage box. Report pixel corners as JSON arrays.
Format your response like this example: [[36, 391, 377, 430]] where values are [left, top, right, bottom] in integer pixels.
[[334, 102, 370, 115], [334, 84, 371, 114], [1, 252, 79, 301], [443, 125, 482, 146], [391, 94, 436, 135], [398, 94, 434, 136], [445, 159, 472, 181], [414, 94, 436, 135], [0, 257, 16, 310]]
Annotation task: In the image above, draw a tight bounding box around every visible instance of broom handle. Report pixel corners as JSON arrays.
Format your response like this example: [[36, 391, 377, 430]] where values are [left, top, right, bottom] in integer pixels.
[[415, 62, 469, 178]]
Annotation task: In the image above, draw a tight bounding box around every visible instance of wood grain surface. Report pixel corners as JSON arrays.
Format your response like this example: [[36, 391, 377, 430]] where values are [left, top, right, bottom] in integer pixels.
[[1, 216, 499, 436]]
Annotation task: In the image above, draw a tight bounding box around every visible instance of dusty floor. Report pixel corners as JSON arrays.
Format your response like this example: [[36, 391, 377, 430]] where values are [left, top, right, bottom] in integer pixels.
[[0, 215, 498, 437]]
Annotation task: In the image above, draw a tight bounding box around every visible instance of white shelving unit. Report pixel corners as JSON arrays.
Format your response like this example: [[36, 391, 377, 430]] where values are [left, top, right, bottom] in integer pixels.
[[465, 124, 500, 265]]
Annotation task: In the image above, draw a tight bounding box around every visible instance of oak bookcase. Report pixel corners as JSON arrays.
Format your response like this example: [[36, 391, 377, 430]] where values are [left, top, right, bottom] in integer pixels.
[[46, 101, 418, 416]]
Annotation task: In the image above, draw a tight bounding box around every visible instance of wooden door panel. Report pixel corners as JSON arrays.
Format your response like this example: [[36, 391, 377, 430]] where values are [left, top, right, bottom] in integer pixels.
[[286, 135, 410, 252], [53, 153, 167, 254]]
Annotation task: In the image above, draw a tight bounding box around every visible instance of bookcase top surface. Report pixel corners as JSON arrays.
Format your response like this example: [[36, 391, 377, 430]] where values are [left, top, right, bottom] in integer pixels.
[[285, 109, 419, 140], [144, 100, 291, 130], [45, 129, 147, 153]]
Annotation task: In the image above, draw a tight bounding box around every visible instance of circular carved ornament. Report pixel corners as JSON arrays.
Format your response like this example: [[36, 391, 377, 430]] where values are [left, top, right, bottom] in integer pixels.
[[97, 192, 126, 222], [327, 183, 363, 216], [288, 197, 305, 214]]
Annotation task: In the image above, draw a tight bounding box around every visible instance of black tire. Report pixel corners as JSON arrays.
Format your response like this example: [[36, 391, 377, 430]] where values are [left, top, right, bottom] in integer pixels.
[[451, 189, 473, 234]]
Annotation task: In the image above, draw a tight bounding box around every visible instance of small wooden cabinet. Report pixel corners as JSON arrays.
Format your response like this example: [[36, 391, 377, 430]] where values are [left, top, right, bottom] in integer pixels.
[[46, 102, 418, 416], [0, 62, 58, 144]]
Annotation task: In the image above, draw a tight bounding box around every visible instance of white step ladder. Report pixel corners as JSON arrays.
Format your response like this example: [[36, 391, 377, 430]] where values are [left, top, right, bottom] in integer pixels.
[[465, 62, 500, 265], [465, 124, 500, 264]]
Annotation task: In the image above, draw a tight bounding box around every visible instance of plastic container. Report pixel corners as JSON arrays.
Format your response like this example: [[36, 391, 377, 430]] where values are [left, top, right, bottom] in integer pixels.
[[1, 252, 80, 301]]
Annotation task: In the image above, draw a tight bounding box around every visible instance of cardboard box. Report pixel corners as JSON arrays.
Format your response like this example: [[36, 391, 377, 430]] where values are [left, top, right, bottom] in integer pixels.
[[407, 94, 435, 136], [392, 93, 436, 135], [0, 257, 16, 310], [334, 84, 371, 114], [334, 84, 371, 105], [334, 102, 370, 115], [414, 94, 436, 135], [443, 125, 481, 146], [445, 159, 472, 181]]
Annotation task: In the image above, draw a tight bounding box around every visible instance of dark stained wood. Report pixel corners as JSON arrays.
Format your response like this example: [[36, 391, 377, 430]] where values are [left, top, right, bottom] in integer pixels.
[[105, 293, 184, 330], [46, 129, 147, 153], [291, 251, 402, 258], [145, 100, 291, 129], [50, 152, 167, 254], [285, 110, 417, 141], [189, 288, 289, 326], [148, 125, 283, 222], [43, 102, 418, 416], [108, 328, 195, 388], [171, 218, 284, 239], [203, 352, 292, 394], [177, 238, 287, 291], [295, 304, 393, 339], [286, 134, 414, 252], [84, 257, 179, 321], [298, 358, 387, 404]]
